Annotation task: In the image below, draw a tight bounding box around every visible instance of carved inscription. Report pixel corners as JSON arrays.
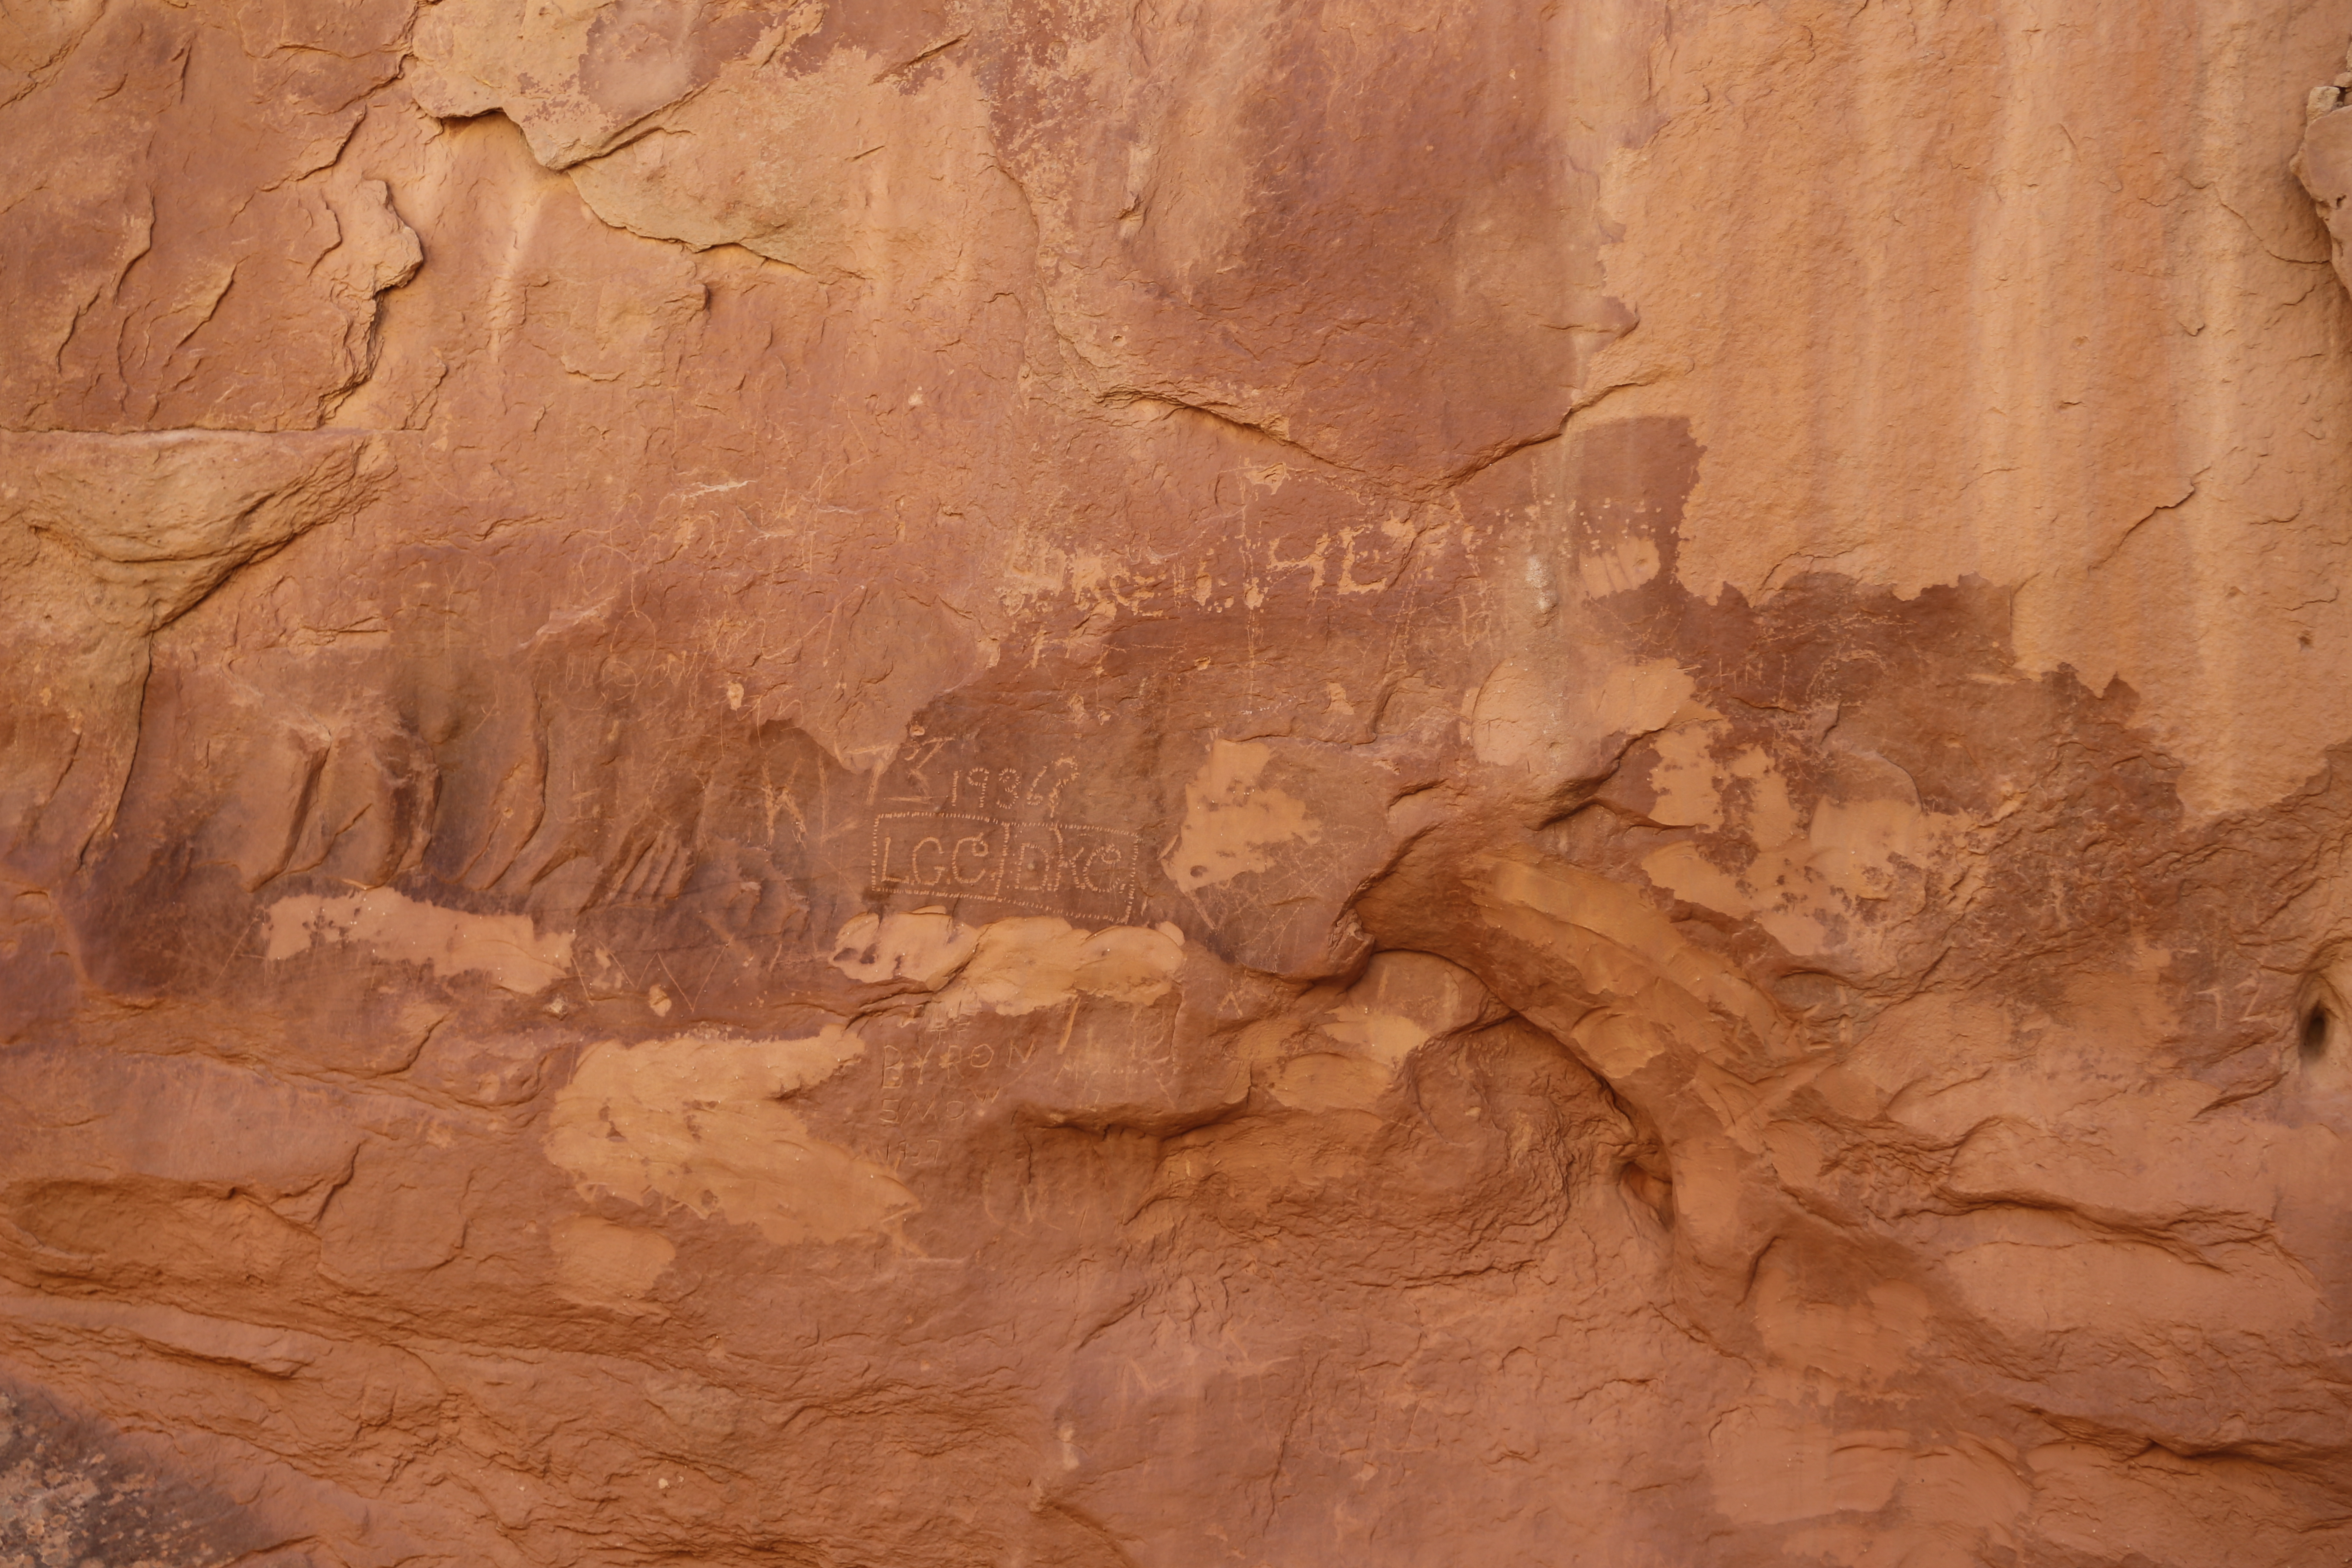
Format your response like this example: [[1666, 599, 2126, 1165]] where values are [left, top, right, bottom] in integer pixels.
[[870, 815, 1139, 923], [871, 1004, 1187, 1167], [876, 1032, 1039, 1133], [882, 742, 1081, 818], [868, 735, 1141, 922]]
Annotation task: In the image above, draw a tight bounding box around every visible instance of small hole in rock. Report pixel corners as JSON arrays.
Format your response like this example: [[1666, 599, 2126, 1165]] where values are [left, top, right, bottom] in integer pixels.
[[2303, 1004, 2332, 1062]]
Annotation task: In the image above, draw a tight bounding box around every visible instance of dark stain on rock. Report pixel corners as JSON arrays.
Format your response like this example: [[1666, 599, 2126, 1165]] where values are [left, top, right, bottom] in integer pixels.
[[0, 1374, 297, 1568]]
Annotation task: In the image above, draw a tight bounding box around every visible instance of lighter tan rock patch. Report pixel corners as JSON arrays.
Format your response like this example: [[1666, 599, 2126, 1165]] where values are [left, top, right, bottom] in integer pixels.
[[546, 1028, 913, 1248], [931, 917, 1183, 1018], [828, 910, 980, 989], [262, 886, 573, 994], [1468, 656, 1697, 771], [1638, 747, 1975, 961], [1163, 739, 1319, 893], [829, 912, 1184, 1018], [1316, 950, 1492, 1066]]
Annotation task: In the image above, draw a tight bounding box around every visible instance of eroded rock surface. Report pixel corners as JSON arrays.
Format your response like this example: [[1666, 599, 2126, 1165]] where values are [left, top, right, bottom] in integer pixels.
[[7, 2, 2352, 1563]]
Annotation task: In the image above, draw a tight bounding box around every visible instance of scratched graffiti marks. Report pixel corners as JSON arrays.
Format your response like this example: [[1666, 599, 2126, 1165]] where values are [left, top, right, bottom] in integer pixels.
[[871, 816, 1140, 924], [876, 1028, 1032, 1148], [868, 732, 1145, 924], [863, 1000, 1191, 1168], [564, 722, 858, 1018], [576, 848, 808, 1015], [881, 736, 1084, 819]]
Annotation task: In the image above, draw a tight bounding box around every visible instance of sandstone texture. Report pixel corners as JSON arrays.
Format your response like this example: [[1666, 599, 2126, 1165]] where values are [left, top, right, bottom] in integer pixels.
[[8, 2, 2352, 1564]]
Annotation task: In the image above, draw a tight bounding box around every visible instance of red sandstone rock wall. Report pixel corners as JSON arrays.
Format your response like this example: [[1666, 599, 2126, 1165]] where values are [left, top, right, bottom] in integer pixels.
[[8, 2, 2352, 1563]]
